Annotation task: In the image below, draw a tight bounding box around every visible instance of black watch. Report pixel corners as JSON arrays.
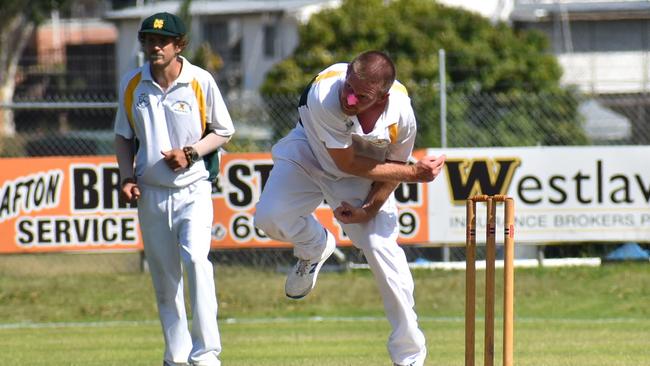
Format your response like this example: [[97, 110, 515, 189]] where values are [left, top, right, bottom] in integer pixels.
[[183, 146, 200, 167]]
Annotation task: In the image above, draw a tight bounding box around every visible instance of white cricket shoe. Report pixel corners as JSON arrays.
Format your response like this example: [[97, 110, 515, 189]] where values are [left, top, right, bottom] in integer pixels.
[[394, 356, 425, 366], [285, 232, 336, 299]]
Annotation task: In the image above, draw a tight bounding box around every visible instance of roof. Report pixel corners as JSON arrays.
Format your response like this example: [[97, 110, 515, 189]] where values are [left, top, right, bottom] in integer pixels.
[[105, 0, 338, 20], [512, 1, 650, 21]]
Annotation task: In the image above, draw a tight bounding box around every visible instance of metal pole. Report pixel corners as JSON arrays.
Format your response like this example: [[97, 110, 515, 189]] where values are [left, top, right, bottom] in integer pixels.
[[439, 48, 447, 148], [439, 49, 450, 261]]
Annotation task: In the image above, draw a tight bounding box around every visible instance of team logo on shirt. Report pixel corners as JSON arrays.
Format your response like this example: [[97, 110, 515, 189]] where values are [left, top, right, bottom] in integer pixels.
[[172, 101, 192, 113], [136, 93, 150, 108], [345, 120, 354, 132]]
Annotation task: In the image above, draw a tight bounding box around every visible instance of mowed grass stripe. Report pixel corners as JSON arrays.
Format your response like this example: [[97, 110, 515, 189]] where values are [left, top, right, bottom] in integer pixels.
[[2, 314, 649, 330], [1, 317, 648, 365]]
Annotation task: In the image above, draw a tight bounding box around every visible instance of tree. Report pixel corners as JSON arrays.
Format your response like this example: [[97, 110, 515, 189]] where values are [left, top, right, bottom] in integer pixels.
[[0, 0, 70, 137], [261, 0, 587, 147]]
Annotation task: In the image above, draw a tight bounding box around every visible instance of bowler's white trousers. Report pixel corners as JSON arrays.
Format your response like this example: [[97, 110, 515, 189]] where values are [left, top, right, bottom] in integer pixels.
[[138, 180, 221, 366], [254, 127, 426, 366]]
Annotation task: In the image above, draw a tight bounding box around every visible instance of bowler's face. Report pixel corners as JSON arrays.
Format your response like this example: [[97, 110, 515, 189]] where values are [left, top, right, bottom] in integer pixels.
[[141, 33, 181, 67], [339, 69, 387, 116]]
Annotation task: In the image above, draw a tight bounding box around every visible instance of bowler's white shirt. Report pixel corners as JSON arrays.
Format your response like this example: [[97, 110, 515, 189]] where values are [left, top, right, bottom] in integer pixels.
[[298, 63, 417, 179]]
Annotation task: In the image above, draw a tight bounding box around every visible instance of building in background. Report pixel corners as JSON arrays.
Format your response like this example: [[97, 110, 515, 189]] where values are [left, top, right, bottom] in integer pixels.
[[19, 16, 117, 100], [436, 0, 514, 23], [511, 0, 650, 143], [14, 3, 118, 140], [17, 0, 117, 101], [441, 0, 646, 143], [512, 0, 650, 95], [105, 0, 340, 97]]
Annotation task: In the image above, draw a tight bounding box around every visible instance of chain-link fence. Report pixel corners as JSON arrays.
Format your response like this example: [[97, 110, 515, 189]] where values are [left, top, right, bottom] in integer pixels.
[[1, 86, 648, 273], [2, 89, 649, 157]]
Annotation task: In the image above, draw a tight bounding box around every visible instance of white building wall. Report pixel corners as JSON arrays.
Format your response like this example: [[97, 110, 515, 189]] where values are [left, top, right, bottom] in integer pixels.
[[240, 15, 301, 93], [558, 52, 650, 94], [437, 0, 514, 22], [114, 20, 143, 84]]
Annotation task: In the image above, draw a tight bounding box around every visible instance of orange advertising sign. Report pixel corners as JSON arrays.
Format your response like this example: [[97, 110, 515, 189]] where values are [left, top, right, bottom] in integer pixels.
[[0, 152, 430, 253], [211, 151, 430, 248], [0, 156, 140, 253]]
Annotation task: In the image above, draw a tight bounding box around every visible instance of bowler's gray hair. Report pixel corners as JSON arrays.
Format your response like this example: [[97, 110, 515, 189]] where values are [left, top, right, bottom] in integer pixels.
[[348, 51, 396, 95]]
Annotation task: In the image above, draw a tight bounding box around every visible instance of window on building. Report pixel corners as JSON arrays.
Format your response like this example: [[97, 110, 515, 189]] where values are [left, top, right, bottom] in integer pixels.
[[263, 24, 276, 58], [202, 19, 242, 92], [203, 21, 230, 59]]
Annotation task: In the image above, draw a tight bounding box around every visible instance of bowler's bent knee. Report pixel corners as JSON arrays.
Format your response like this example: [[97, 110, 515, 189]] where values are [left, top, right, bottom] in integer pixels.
[[253, 203, 281, 240]]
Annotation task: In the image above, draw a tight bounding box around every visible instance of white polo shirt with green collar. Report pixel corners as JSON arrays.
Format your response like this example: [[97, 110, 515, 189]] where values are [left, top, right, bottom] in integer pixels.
[[297, 62, 417, 179], [114, 56, 234, 188]]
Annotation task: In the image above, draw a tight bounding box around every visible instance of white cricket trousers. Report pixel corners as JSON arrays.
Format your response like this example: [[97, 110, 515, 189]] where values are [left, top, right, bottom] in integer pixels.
[[138, 180, 221, 366], [254, 128, 426, 366]]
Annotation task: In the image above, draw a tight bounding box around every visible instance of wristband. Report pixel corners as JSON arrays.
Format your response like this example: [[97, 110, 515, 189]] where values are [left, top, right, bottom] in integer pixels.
[[183, 146, 199, 168], [121, 177, 136, 187]]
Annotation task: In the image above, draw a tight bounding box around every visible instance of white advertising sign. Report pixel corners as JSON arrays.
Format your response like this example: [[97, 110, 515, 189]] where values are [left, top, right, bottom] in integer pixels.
[[426, 146, 650, 244]]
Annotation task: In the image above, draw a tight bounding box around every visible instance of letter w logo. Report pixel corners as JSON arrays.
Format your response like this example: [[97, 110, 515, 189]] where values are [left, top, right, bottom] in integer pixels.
[[445, 158, 520, 204]]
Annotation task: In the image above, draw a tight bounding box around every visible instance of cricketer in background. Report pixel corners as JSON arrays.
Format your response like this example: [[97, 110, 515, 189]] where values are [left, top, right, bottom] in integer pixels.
[[113, 12, 234, 366], [255, 50, 446, 366]]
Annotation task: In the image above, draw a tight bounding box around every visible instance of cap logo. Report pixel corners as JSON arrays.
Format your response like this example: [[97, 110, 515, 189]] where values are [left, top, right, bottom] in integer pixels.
[[153, 19, 164, 29]]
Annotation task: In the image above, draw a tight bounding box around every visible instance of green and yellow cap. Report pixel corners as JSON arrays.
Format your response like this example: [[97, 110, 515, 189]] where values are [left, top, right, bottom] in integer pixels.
[[139, 12, 186, 37]]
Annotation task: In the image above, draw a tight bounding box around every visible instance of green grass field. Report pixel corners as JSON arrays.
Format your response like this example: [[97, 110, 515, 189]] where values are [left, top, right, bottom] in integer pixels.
[[1, 256, 648, 365]]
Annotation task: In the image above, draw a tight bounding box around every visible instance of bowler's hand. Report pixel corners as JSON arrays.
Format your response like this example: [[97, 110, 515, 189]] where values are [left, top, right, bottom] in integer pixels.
[[334, 201, 374, 224], [121, 182, 140, 203], [413, 154, 446, 182], [161, 149, 189, 171]]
